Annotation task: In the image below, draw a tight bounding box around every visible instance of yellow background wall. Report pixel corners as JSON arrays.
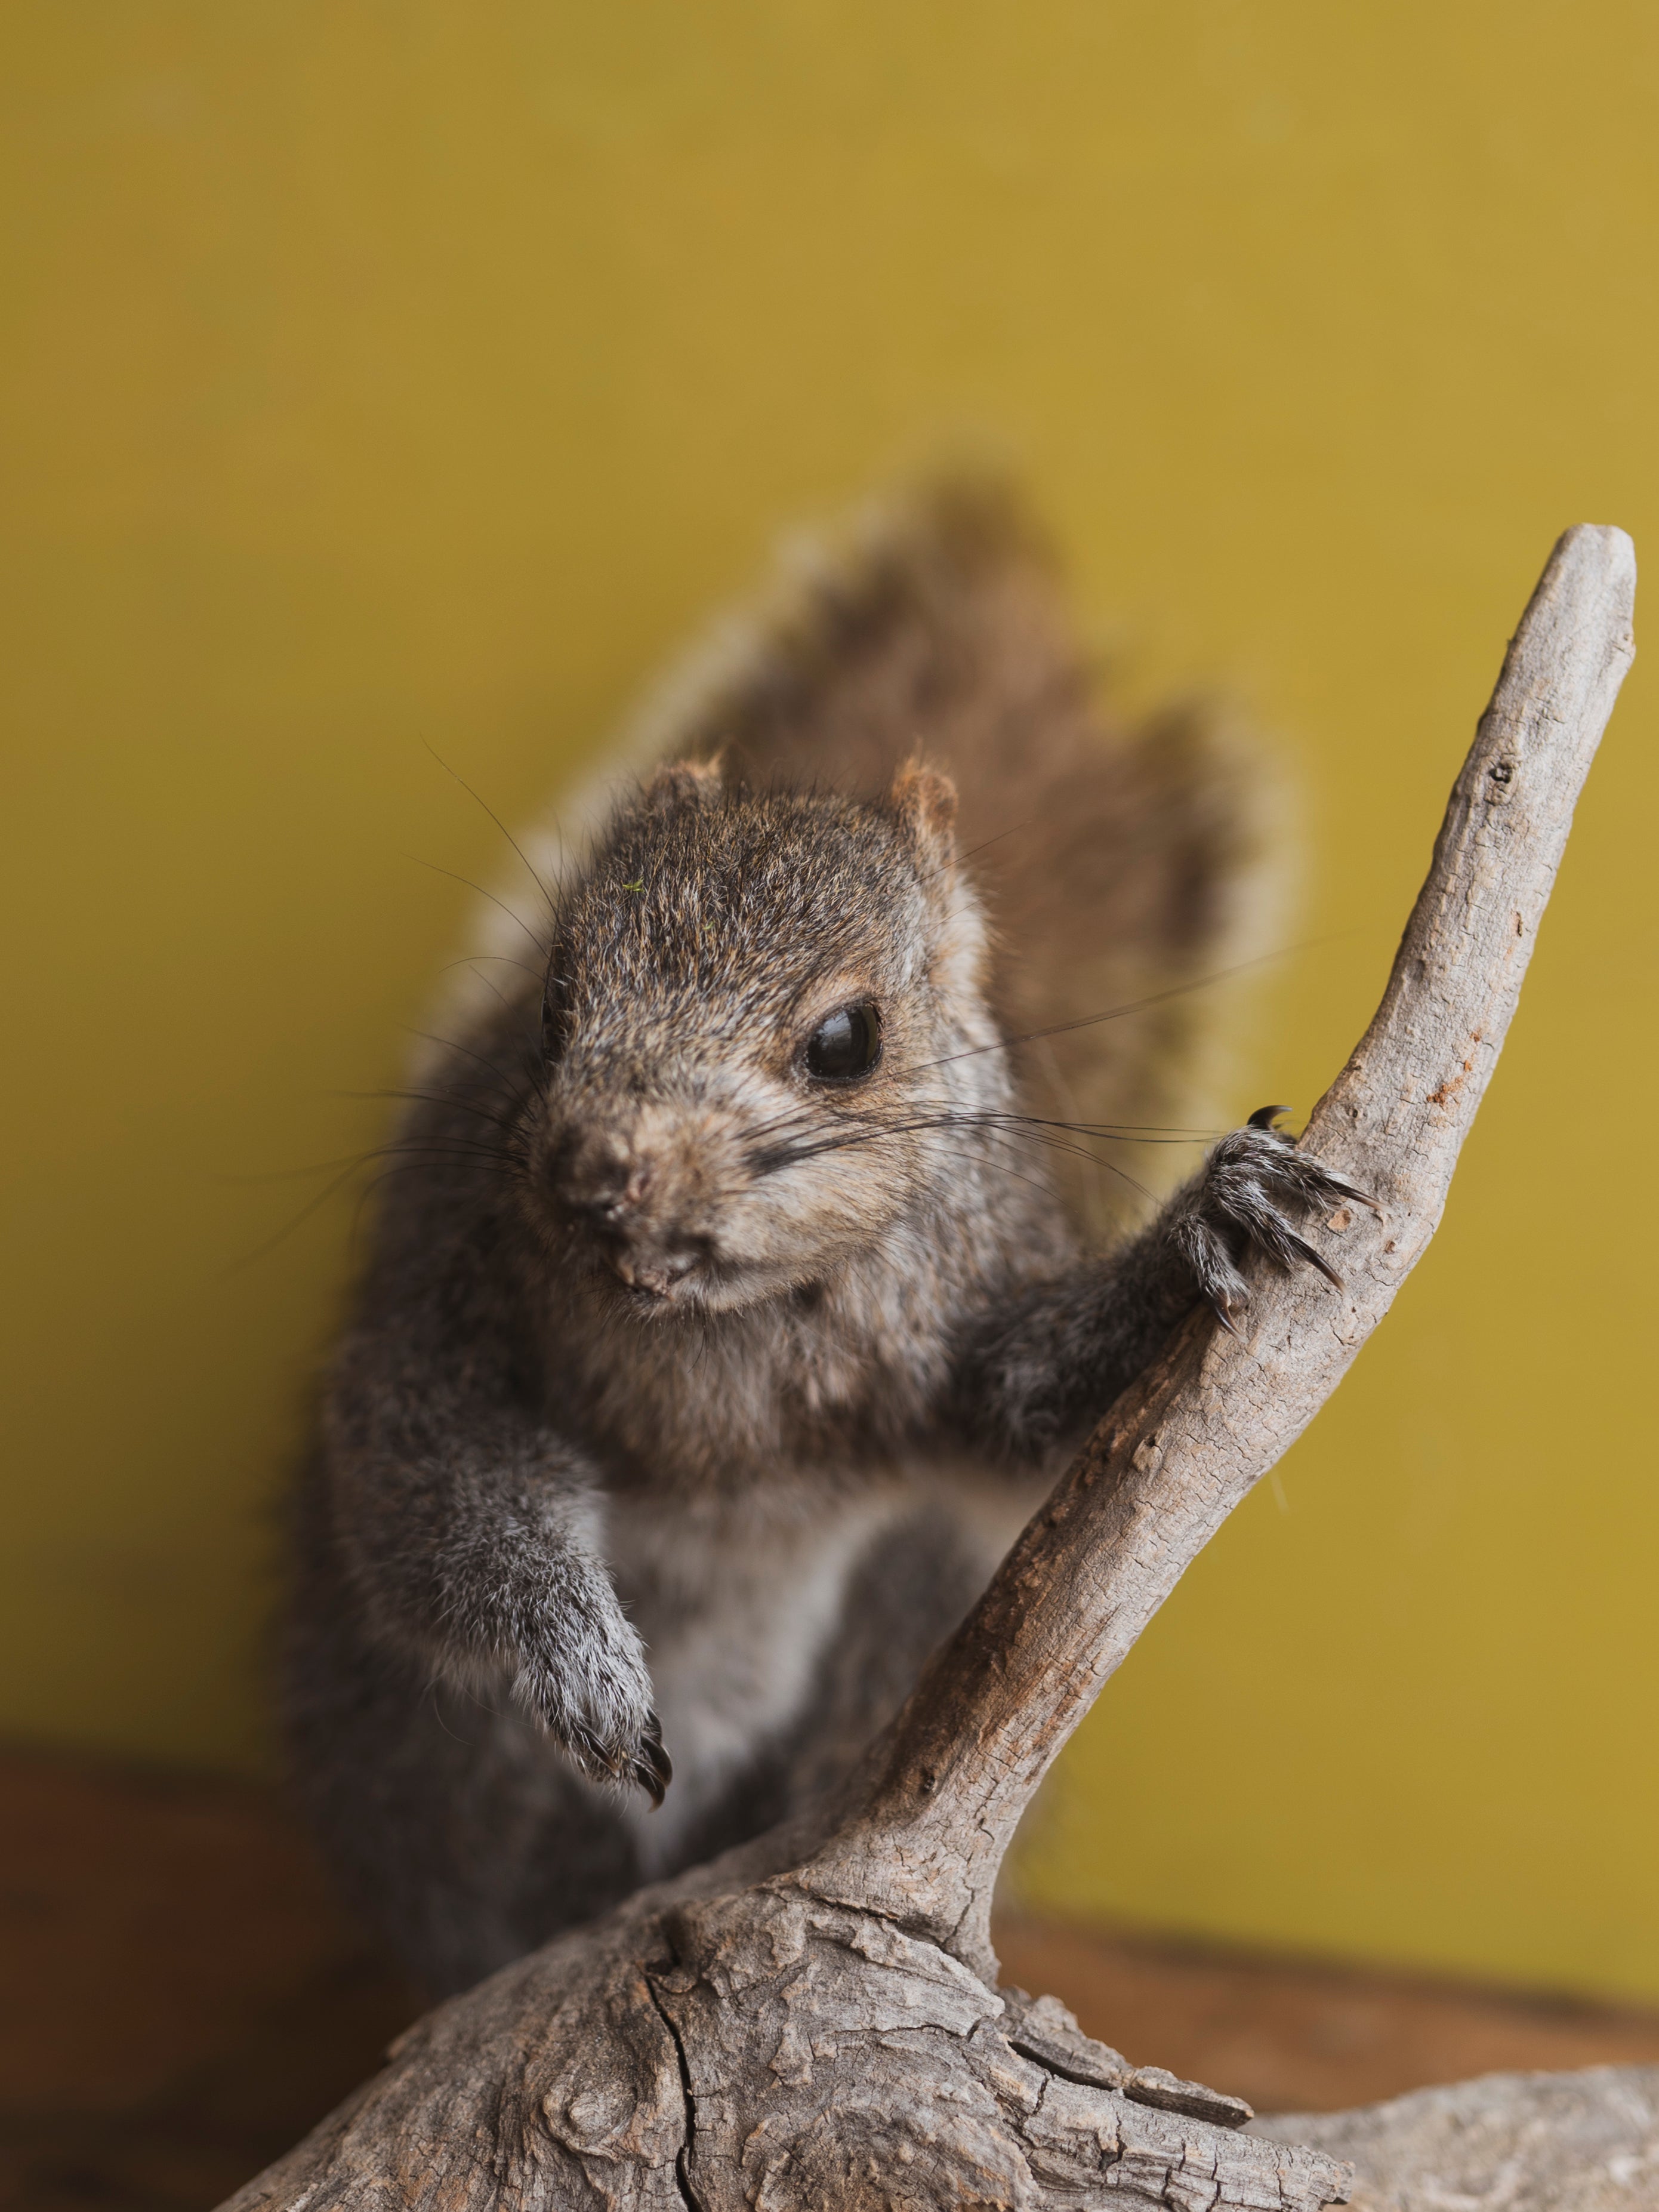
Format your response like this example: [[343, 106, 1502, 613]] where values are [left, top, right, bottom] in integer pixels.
[[4, 4, 1656, 2004]]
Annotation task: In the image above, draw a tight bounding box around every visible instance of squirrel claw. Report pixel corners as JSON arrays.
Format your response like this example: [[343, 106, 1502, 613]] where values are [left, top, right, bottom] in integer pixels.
[[562, 1714, 672, 1807], [1179, 1113, 1380, 1323], [633, 1712, 674, 1808], [1248, 1104, 1381, 1218]]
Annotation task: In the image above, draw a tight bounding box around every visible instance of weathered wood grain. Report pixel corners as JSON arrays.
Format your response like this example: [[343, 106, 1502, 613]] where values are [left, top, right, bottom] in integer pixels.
[[1259, 2065, 1659, 2210]]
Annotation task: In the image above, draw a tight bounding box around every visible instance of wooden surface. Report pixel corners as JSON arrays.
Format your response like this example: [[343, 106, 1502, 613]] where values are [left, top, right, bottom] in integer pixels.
[[1262, 2067, 1659, 2210], [1, 1752, 419, 2212], [7, 1752, 1659, 2212]]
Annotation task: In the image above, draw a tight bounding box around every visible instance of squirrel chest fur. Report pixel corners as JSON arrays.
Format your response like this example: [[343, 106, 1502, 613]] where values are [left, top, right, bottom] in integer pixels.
[[282, 488, 1356, 1996]]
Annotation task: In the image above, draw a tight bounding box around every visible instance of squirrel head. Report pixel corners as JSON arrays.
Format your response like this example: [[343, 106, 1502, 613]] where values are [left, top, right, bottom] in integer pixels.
[[523, 757, 1004, 1316]]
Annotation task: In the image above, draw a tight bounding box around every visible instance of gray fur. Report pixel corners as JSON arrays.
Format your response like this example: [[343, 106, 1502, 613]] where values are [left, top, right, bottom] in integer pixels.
[[282, 495, 1358, 1997]]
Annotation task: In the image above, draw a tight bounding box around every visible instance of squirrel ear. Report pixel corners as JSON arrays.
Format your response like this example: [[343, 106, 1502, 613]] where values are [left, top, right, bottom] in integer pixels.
[[645, 754, 724, 806], [889, 759, 958, 876]]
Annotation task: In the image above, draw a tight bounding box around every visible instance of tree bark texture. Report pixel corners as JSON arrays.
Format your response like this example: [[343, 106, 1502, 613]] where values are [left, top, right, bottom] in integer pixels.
[[226, 528, 1635, 2212], [1258, 2065, 1659, 2210]]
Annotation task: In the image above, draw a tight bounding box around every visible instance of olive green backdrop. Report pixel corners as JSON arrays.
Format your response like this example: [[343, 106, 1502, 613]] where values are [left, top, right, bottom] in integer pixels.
[[4, 4, 1655, 2002]]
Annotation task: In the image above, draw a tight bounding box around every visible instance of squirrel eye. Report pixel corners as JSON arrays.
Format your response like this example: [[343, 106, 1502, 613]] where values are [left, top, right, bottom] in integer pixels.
[[804, 1002, 882, 1083]]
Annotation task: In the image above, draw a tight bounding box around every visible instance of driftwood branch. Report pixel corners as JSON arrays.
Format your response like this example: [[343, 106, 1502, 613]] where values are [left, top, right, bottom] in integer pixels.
[[227, 528, 1634, 2212]]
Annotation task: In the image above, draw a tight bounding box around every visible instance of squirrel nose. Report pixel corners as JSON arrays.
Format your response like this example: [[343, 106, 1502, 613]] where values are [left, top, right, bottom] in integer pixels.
[[553, 1132, 655, 1225]]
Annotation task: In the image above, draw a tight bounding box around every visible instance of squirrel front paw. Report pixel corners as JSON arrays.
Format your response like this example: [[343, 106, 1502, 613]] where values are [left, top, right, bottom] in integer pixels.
[[504, 1566, 673, 1806], [1173, 1106, 1373, 1327]]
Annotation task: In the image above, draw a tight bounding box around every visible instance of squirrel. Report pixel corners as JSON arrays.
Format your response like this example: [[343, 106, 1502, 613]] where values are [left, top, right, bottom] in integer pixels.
[[281, 484, 1360, 1998]]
